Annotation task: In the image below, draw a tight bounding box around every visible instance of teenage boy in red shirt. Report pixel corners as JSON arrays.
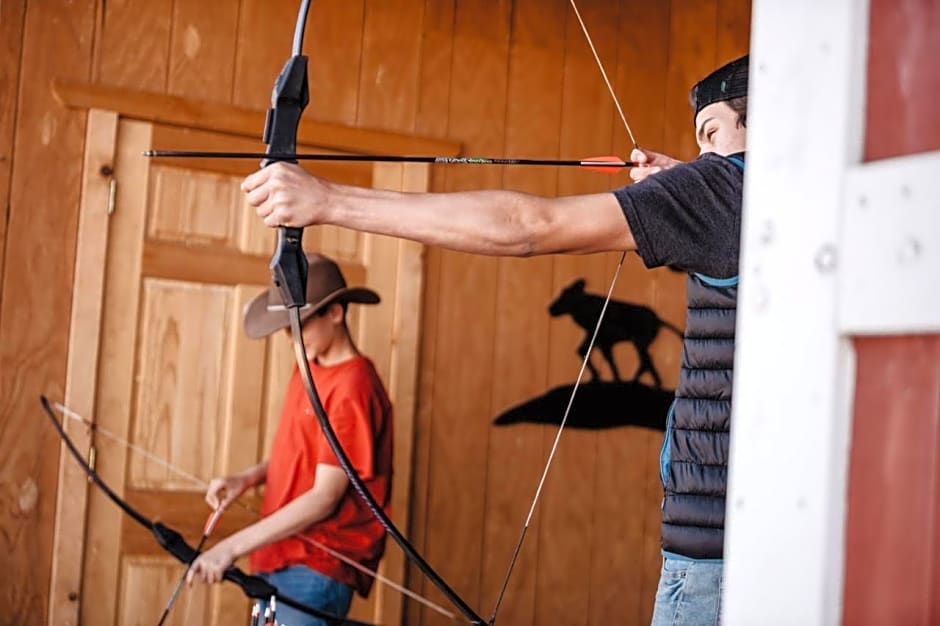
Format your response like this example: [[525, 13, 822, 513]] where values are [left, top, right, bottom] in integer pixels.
[[187, 253, 393, 626]]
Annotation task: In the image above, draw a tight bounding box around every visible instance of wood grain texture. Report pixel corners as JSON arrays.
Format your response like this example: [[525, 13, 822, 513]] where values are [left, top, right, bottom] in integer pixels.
[[97, 0, 173, 91], [167, 0, 240, 100], [477, 2, 565, 624], [0, 0, 96, 622], [364, 162, 430, 623], [131, 280, 232, 489], [413, 2, 512, 622], [147, 166, 244, 247], [47, 109, 118, 626], [2, 1, 753, 622], [0, 0, 26, 301], [53, 79, 462, 157], [664, 0, 718, 160], [81, 120, 153, 626]]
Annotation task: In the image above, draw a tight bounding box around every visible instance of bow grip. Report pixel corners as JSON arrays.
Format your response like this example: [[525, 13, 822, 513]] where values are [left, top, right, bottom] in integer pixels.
[[263, 51, 310, 309], [271, 227, 308, 308], [262, 54, 309, 165], [223, 566, 278, 600]]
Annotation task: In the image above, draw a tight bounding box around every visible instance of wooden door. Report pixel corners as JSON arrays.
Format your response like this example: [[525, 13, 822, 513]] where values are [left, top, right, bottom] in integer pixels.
[[51, 109, 428, 625]]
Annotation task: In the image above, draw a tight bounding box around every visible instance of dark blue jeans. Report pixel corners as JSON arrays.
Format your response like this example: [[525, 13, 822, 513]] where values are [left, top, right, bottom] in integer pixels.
[[257, 565, 354, 626]]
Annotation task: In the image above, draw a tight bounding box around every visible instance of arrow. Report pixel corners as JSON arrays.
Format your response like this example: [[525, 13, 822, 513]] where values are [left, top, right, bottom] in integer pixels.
[[155, 506, 225, 625], [143, 150, 636, 173]]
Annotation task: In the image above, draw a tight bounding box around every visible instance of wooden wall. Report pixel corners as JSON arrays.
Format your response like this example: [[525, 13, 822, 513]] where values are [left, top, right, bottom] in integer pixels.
[[0, 1, 750, 624]]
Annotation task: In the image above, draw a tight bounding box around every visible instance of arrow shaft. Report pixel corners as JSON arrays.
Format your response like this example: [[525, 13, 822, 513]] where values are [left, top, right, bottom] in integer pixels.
[[144, 150, 634, 169]]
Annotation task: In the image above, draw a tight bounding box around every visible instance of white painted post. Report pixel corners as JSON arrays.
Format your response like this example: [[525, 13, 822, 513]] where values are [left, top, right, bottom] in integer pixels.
[[723, 1, 871, 624]]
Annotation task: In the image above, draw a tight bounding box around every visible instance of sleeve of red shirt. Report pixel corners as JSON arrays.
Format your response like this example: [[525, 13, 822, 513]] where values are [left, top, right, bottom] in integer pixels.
[[315, 393, 376, 480]]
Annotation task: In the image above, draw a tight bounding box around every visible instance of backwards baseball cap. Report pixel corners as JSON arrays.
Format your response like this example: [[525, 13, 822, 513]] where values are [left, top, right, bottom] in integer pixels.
[[690, 54, 749, 119]]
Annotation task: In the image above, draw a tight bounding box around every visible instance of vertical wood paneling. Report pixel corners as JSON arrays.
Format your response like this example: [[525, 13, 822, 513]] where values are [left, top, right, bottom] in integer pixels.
[[131, 281, 231, 489], [716, 0, 752, 62], [364, 163, 431, 624], [407, 3, 457, 622], [261, 330, 295, 457], [2, 1, 755, 621], [358, 0, 423, 133], [477, 0, 565, 622], [167, 0, 240, 100], [535, 256, 606, 626], [405, 233, 444, 626], [306, 0, 367, 124], [217, 286, 267, 476], [0, 0, 26, 297], [232, 0, 303, 111], [612, 5, 676, 622], [664, 0, 719, 159], [81, 120, 152, 625], [534, 8, 627, 612], [534, 3, 614, 625], [414, 2, 513, 623], [587, 2, 675, 620], [147, 167, 244, 247], [356, 5, 425, 615], [47, 109, 118, 626], [98, 0, 172, 90], [0, 0, 96, 621], [119, 557, 211, 625]]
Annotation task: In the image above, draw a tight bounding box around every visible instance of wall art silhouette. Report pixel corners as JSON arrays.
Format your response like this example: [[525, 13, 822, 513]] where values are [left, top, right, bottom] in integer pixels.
[[548, 278, 682, 388], [493, 278, 682, 432]]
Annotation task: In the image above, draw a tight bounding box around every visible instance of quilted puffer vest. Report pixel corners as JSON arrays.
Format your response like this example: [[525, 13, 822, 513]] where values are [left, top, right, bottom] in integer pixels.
[[659, 154, 743, 559], [660, 273, 737, 558]]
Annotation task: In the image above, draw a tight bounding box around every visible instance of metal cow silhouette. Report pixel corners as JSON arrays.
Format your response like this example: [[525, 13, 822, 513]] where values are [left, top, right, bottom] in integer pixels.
[[548, 278, 683, 388]]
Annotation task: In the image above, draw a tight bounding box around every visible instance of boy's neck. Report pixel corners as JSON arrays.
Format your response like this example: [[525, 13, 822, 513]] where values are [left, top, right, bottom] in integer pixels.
[[311, 332, 361, 368]]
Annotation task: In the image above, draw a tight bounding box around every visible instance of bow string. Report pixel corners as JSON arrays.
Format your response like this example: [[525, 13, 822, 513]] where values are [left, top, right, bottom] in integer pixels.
[[264, 1, 486, 624], [39, 396, 370, 626], [486, 1, 636, 622], [48, 1, 642, 624]]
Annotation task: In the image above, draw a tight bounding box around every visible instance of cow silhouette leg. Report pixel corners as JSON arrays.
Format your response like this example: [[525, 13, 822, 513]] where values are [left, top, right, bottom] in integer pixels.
[[578, 337, 602, 380], [599, 344, 622, 381], [635, 347, 663, 388]]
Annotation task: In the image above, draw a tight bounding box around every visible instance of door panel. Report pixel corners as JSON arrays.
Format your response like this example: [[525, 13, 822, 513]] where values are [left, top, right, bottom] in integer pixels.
[[62, 114, 426, 625]]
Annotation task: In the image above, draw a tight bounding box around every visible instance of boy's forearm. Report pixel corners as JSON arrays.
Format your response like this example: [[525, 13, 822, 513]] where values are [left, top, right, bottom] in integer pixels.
[[326, 183, 553, 256], [226, 489, 339, 558], [324, 183, 633, 256], [235, 461, 268, 488]]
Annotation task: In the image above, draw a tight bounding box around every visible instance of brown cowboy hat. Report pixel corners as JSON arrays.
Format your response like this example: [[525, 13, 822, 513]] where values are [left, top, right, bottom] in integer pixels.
[[243, 253, 380, 339]]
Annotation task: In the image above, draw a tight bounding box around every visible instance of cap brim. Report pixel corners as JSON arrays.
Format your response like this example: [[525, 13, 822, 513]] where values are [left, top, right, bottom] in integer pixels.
[[243, 286, 380, 339]]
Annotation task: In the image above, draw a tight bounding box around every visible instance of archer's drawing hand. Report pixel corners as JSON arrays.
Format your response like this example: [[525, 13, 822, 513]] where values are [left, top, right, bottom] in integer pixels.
[[205, 475, 249, 511], [186, 539, 238, 586], [243, 162, 329, 228], [629, 147, 682, 183]]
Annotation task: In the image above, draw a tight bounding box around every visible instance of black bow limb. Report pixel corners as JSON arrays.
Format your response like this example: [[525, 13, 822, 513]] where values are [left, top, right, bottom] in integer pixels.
[[39, 395, 373, 626], [260, 2, 485, 623]]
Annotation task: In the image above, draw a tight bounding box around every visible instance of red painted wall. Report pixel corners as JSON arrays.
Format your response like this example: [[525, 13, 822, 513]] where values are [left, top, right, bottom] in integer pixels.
[[842, 1, 940, 624]]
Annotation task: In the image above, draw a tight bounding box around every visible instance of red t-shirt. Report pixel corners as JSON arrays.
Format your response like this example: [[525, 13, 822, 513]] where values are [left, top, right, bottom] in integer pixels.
[[249, 356, 393, 596]]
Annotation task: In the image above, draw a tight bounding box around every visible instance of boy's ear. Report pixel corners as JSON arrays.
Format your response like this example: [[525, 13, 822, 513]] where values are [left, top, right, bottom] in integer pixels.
[[327, 301, 345, 323]]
